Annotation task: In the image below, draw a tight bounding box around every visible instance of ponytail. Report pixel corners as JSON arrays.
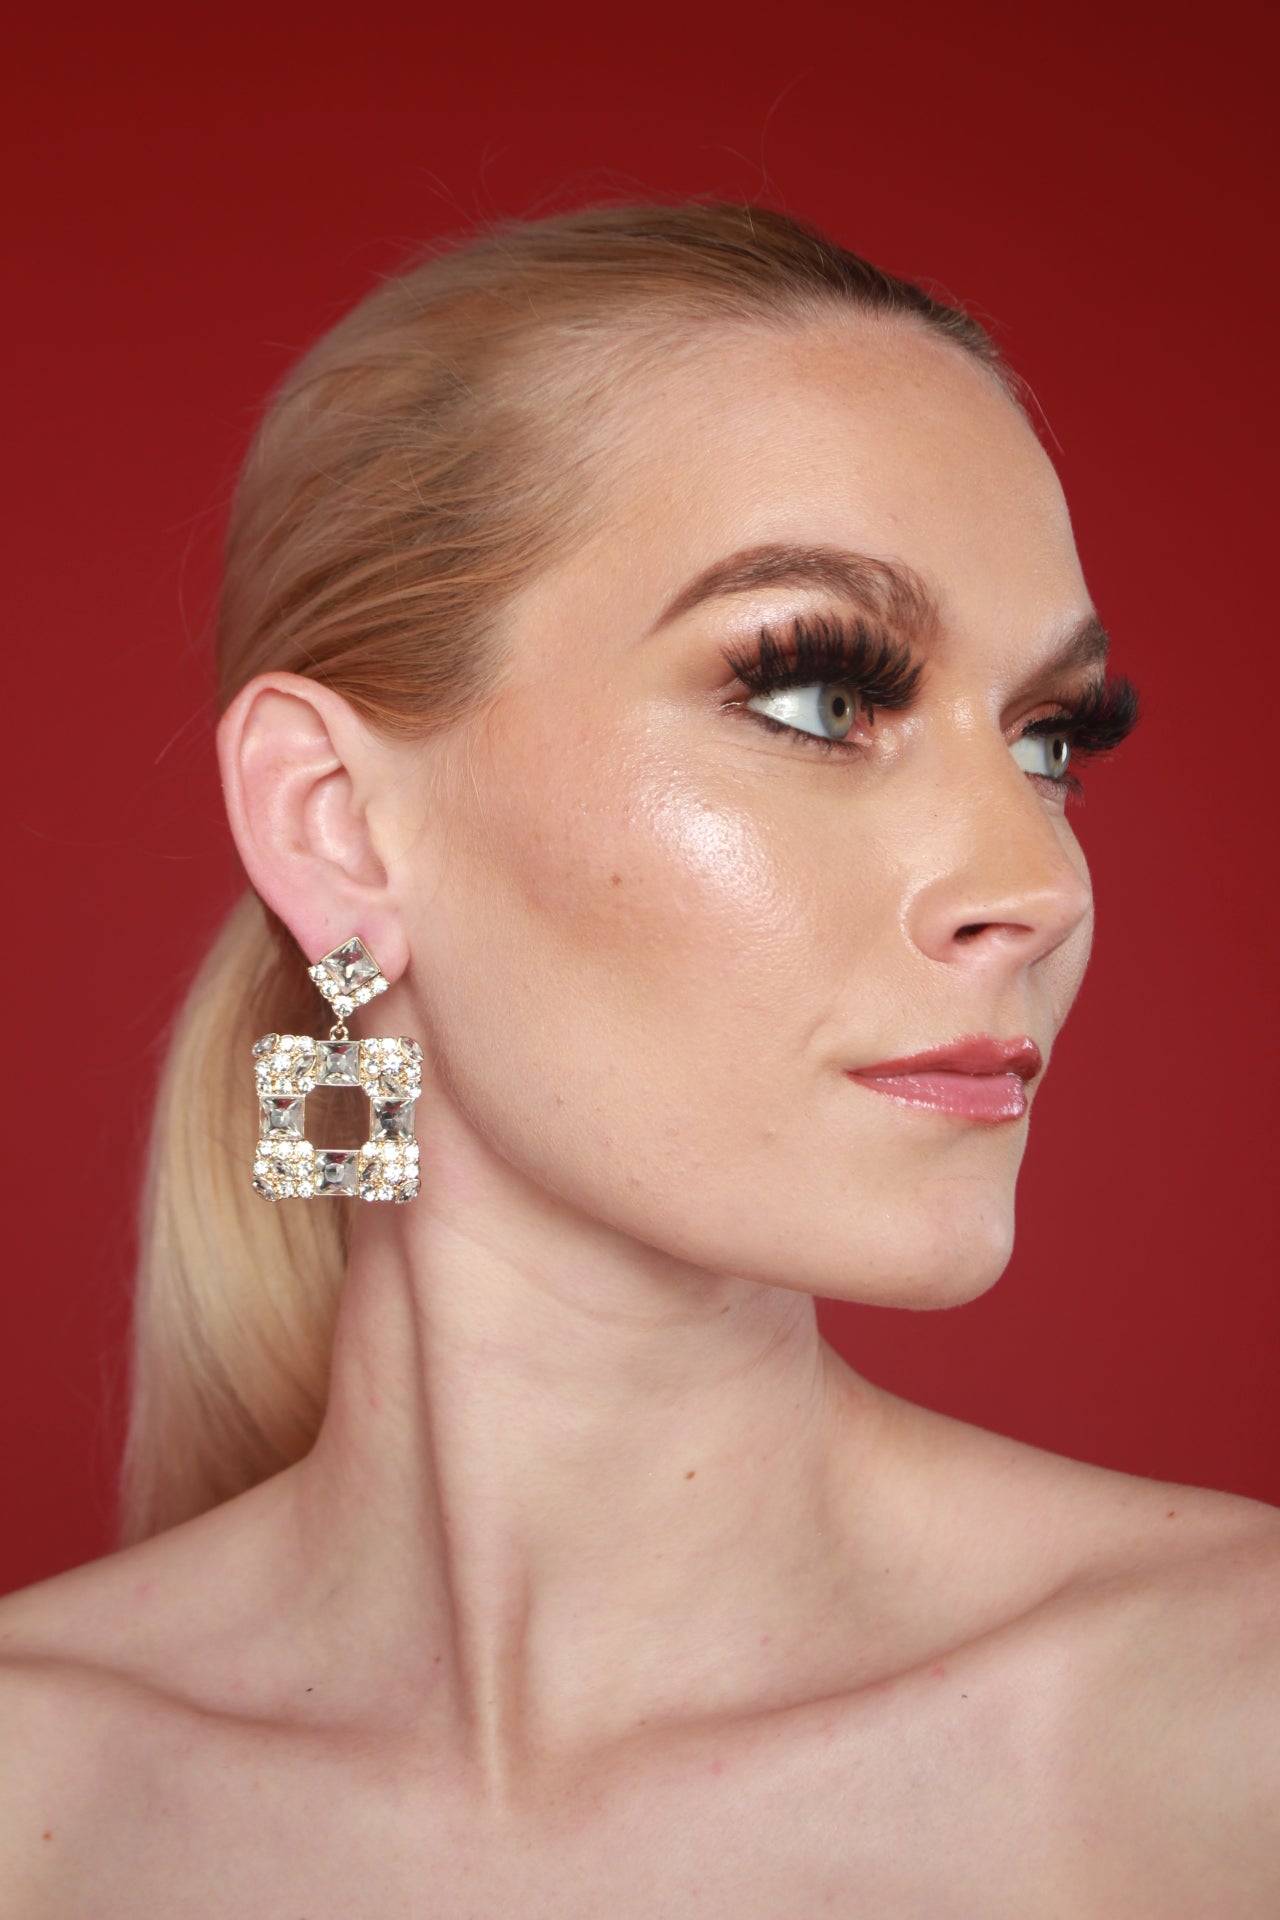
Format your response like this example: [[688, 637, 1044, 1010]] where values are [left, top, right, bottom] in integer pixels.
[[118, 891, 350, 1543]]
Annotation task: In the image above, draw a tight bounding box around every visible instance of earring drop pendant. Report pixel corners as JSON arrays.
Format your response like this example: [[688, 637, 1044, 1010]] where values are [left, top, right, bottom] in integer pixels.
[[250, 936, 422, 1204]]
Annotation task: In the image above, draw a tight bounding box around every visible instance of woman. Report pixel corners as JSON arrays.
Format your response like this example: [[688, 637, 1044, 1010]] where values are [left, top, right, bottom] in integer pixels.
[[2, 200, 1276, 1914]]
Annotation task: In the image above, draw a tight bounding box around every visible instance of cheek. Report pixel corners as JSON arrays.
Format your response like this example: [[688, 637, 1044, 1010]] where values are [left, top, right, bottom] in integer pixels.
[[405, 708, 1025, 1301], [415, 696, 901, 1229], [459, 701, 852, 1033]]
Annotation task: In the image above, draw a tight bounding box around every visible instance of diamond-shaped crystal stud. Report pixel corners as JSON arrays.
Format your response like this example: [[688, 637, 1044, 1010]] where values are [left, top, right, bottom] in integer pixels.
[[308, 936, 390, 1021]]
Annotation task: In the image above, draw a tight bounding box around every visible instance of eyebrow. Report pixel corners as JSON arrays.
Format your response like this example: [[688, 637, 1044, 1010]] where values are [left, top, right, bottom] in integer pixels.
[[645, 541, 1110, 688]]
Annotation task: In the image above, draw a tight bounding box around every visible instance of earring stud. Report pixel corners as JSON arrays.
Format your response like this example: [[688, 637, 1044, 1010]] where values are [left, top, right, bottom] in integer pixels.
[[251, 935, 422, 1203]]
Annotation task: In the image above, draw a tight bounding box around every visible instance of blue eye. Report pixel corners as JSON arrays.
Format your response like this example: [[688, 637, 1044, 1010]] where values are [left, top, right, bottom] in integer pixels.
[[744, 681, 865, 747], [1010, 726, 1072, 782]]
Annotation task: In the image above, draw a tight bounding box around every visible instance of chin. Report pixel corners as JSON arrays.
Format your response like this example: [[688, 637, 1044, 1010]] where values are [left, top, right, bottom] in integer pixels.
[[815, 1183, 1018, 1311]]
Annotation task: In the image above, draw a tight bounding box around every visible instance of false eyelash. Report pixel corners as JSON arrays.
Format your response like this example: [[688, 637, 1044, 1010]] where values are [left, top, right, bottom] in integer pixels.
[[1012, 678, 1142, 802], [720, 609, 1143, 802], [722, 610, 923, 711], [1019, 676, 1143, 759]]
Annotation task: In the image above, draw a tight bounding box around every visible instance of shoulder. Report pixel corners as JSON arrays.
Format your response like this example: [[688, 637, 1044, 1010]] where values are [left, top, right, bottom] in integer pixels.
[[1030, 1478, 1280, 1900], [1053, 1475, 1280, 1707], [1072, 1482, 1280, 1741], [969, 1418, 1280, 1896], [0, 1506, 276, 1907], [0, 1479, 289, 1766], [0, 1581, 139, 1913], [0, 1465, 303, 1702], [0, 1533, 191, 1753], [0, 1522, 195, 1685], [880, 1388, 1280, 1874], [873, 1378, 1280, 1626], [918, 1388, 1280, 1711]]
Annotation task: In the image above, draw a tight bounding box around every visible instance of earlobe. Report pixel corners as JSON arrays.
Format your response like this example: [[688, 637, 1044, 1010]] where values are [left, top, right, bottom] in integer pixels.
[[215, 671, 408, 980]]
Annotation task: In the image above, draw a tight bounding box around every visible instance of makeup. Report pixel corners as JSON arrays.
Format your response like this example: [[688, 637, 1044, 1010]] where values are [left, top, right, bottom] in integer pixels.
[[721, 609, 1142, 798], [845, 1035, 1041, 1123]]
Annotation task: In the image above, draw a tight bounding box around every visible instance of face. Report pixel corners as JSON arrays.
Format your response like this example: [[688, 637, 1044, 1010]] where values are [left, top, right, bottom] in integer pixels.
[[389, 318, 1099, 1308]]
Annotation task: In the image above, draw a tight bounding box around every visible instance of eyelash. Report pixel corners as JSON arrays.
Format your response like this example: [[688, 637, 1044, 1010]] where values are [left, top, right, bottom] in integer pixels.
[[720, 611, 1142, 803]]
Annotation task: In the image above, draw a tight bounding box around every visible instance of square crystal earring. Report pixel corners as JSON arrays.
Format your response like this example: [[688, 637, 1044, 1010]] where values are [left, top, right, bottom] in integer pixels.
[[251, 935, 422, 1203]]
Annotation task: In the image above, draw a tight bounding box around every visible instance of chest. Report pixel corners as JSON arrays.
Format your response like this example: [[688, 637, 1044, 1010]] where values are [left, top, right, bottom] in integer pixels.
[[32, 1685, 1173, 1920]]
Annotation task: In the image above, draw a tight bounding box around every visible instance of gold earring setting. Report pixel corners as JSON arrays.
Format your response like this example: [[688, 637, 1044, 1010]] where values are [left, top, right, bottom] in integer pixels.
[[251, 935, 421, 1203]]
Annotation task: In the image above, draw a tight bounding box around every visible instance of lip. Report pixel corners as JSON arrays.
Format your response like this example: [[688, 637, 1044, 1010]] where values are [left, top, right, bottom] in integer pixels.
[[844, 1034, 1042, 1124]]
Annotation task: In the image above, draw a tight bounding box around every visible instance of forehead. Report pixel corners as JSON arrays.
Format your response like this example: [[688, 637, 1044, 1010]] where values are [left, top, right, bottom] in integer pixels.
[[518, 316, 1089, 653]]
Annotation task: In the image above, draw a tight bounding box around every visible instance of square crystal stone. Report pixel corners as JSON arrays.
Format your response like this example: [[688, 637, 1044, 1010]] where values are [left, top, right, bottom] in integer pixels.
[[371, 1096, 414, 1139], [314, 1148, 360, 1197], [315, 1040, 361, 1086], [260, 1095, 305, 1137]]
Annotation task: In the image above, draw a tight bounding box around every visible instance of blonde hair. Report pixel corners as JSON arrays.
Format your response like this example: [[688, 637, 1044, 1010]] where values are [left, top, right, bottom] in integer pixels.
[[118, 197, 1013, 1546]]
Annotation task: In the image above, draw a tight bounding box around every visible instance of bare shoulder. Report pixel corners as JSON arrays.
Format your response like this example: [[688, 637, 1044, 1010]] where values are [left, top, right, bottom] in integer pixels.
[[1048, 1460, 1280, 1692], [909, 1383, 1280, 1648], [0, 1485, 301, 1908], [0, 1463, 302, 1691], [885, 1390, 1280, 1897], [1043, 1485, 1280, 1905], [0, 1507, 219, 1684], [0, 1513, 210, 1762], [873, 1375, 1280, 1599], [944, 1411, 1280, 1898], [0, 1469, 302, 1768], [0, 1566, 153, 1914]]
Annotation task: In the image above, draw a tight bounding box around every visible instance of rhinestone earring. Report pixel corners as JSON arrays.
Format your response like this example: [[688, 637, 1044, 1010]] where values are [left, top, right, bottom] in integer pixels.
[[251, 935, 422, 1203]]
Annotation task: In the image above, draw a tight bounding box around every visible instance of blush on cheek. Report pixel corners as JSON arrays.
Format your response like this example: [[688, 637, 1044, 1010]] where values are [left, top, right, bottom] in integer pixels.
[[460, 705, 814, 1017], [646, 784, 778, 905], [478, 717, 767, 935]]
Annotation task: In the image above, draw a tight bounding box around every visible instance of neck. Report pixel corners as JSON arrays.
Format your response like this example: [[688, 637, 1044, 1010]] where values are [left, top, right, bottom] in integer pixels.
[[291, 1106, 894, 1788]]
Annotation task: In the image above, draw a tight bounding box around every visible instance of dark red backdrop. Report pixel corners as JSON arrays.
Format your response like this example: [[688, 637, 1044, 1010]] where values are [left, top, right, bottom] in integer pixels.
[[5, 1, 1276, 1596]]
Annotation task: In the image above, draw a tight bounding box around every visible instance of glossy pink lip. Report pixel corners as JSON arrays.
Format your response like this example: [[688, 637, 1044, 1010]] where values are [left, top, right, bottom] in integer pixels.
[[844, 1035, 1042, 1123]]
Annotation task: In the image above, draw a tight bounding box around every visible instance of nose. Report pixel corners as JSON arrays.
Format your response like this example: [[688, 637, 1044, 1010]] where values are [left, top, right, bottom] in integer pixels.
[[903, 753, 1094, 975]]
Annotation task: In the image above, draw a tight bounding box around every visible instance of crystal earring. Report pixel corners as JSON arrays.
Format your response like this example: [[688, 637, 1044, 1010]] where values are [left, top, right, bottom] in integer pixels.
[[251, 935, 422, 1203]]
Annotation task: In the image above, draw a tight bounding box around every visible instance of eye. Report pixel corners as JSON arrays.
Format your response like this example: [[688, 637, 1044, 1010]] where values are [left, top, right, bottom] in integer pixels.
[[1010, 726, 1072, 782], [744, 681, 868, 748]]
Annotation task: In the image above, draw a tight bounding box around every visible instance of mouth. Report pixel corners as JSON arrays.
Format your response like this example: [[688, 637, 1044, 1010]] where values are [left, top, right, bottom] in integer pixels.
[[843, 1035, 1042, 1123]]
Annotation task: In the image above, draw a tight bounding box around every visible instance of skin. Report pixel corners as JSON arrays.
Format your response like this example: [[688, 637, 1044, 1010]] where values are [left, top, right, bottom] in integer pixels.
[[2, 316, 1278, 1916]]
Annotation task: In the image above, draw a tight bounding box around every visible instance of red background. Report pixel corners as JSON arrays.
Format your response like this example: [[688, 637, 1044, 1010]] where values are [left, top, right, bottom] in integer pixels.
[[4, 1, 1276, 1596]]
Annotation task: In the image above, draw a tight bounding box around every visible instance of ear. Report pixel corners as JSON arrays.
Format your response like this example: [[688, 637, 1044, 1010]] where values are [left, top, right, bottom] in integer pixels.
[[215, 671, 410, 982]]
